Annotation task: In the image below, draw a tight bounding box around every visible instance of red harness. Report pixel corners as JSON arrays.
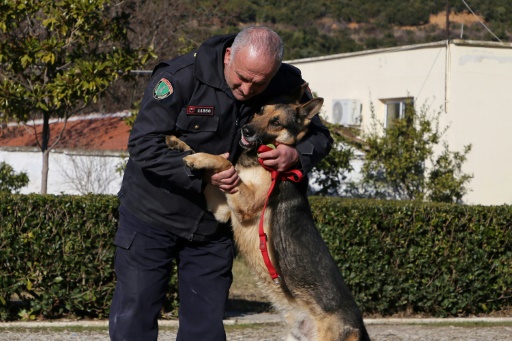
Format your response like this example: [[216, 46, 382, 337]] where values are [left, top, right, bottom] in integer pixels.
[[256, 144, 303, 284]]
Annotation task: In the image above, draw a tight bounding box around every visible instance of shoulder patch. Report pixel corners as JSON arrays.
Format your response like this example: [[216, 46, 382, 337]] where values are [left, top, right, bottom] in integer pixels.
[[153, 78, 174, 100]]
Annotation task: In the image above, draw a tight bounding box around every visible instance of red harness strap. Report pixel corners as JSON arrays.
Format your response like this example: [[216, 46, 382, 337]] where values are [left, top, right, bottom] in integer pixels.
[[257, 144, 303, 284]]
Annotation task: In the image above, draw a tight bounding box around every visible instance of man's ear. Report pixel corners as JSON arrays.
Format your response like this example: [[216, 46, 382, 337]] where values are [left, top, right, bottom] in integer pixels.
[[224, 47, 232, 65]]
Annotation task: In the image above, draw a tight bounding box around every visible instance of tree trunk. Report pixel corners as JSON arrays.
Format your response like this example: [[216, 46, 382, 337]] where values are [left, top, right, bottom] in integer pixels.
[[40, 112, 50, 194], [41, 149, 50, 194]]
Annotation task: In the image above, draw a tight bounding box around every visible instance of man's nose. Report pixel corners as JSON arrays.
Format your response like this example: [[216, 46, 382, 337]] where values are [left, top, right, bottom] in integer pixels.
[[240, 82, 254, 96]]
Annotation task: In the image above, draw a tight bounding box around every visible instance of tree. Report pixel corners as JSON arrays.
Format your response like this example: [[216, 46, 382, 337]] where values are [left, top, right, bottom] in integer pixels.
[[0, 161, 29, 193], [0, 0, 154, 194], [347, 100, 472, 203], [310, 123, 357, 196], [59, 153, 119, 195]]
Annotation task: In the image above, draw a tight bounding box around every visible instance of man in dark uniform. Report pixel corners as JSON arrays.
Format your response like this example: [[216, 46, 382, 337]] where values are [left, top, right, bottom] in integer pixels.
[[109, 26, 332, 341]]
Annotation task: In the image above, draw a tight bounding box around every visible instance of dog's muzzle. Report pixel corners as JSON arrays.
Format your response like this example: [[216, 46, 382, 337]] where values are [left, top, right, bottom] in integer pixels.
[[239, 125, 258, 149]]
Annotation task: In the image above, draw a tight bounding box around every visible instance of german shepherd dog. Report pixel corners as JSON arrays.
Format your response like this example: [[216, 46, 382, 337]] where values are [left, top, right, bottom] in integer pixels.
[[166, 84, 370, 341]]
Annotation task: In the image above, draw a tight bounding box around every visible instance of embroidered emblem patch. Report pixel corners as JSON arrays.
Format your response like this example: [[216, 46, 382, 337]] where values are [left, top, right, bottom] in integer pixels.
[[153, 78, 174, 100], [187, 105, 215, 116]]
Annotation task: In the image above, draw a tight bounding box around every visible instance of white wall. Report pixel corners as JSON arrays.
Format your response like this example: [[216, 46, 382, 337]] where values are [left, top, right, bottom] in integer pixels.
[[446, 42, 512, 205], [0, 148, 123, 195], [290, 40, 512, 205]]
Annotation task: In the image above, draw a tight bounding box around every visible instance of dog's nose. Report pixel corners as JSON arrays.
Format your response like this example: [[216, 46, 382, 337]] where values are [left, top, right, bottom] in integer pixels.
[[242, 125, 255, 138]]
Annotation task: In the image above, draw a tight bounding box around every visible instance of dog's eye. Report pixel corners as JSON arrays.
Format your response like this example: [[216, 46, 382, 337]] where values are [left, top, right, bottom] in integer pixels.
[[270, 118, 280, 127]]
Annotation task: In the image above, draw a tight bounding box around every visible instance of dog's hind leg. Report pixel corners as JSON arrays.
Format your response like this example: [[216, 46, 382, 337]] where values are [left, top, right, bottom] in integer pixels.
[[284, 311, 315, 341], [312, 313, 362, 341], [286, 318, 316, 341], [282, 307, 364, 341]]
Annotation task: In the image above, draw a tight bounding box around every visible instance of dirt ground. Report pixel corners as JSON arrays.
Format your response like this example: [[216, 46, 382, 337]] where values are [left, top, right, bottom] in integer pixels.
[[1, 320, 512, 341]]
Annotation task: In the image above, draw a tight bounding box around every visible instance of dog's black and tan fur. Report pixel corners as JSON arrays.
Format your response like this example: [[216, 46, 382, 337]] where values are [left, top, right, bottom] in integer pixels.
[[166, 84, 370, 341]]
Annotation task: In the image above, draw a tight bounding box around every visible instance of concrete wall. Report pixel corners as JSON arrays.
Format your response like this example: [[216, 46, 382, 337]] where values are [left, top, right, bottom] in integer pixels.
[[0, 148, 123, 195], [445, 42, 512, 205]]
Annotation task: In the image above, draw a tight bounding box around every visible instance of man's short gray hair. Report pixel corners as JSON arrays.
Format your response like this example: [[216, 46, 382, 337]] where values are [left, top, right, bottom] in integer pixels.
[[231, 26, 284, 67]]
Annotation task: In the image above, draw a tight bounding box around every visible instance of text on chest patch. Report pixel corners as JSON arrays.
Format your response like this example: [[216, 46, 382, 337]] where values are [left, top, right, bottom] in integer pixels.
[[187, 105, 215, 116]]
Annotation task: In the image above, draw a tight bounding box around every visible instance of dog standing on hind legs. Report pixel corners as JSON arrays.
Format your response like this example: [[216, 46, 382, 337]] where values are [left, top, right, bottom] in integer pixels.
[[166, 85, 370, 341]]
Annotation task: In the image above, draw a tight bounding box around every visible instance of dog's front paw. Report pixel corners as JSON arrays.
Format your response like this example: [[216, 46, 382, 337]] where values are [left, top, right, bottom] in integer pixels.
[[183, 153, 233, 172], [165, 135, 180, 150], [165, 135, 191, 152], [183, 154, 200, 169]]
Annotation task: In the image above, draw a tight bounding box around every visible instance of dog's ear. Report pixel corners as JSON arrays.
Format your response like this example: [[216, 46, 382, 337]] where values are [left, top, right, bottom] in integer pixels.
[[298, 97, 324, 123], [288, 82, 310, 103]]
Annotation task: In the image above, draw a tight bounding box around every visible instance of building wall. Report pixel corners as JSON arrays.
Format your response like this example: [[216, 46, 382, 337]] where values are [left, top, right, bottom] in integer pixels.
[[290, 42, 448, 131], [290, 40, 512, 205], [446, 42, 512, 205]]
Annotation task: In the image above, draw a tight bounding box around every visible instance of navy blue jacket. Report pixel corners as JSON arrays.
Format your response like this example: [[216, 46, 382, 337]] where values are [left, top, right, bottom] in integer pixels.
[[119, 34, 333, 241]]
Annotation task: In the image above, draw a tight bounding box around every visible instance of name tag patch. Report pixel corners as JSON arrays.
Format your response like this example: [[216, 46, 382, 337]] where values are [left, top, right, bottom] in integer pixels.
[[187, 106, 214, 116]]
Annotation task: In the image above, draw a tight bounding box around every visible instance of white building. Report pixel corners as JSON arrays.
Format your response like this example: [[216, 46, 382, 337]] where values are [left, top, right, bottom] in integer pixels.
[[290, 39, 512, 205]]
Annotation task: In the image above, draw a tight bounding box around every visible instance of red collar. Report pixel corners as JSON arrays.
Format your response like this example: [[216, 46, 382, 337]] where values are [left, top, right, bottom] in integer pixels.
[[256, 144, 303, 284]]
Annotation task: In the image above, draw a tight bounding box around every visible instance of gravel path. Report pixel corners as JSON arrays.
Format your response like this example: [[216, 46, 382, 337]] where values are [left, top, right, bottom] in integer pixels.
[[1, 319, 512, 340]]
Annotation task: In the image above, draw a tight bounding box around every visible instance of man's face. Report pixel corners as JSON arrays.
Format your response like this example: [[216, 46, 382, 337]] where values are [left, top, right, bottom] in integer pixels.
[[223, 47, 278, 101]]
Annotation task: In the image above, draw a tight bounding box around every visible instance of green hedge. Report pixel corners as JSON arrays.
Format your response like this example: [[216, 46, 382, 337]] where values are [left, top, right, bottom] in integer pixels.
[[311, 197, 512, 317], [0, 194, 119, 320], [1, 194, 511, 321]]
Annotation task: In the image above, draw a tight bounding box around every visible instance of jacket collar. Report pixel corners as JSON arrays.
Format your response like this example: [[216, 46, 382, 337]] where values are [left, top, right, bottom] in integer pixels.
[[194, 34, 235, 91]]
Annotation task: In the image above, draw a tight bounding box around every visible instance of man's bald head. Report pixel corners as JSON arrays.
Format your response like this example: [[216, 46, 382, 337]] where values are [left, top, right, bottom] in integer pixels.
[[224, 27, 284, 101]]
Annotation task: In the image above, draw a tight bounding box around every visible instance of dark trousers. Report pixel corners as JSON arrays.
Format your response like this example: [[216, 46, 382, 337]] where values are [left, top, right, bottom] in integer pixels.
[[109, 211, 234, 341]]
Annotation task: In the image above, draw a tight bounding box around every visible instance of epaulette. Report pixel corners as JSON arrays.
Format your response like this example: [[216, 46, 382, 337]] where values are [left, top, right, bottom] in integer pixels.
[[151, 50, 197, 77]]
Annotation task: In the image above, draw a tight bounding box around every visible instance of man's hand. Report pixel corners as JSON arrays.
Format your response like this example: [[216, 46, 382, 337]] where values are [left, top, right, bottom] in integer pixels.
[[208, 153, 240, 193], [257, 144, 299, 172]]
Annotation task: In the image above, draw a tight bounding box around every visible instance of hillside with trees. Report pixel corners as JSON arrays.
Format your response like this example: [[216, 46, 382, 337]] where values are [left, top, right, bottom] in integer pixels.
[[93, 0, 511, 113], [125, 0, 512, 64]]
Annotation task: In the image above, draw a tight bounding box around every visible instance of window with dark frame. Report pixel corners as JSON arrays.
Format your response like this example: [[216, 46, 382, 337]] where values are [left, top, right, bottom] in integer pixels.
[[384, 97, 414, 129]]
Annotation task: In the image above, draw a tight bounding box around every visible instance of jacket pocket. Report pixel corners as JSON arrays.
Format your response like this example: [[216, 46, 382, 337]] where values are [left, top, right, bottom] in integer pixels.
[[114, 227, 137, 250], [176, 111, 219, 133]]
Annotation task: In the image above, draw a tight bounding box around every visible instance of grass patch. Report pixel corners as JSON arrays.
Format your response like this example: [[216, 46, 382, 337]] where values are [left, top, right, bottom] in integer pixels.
[[230, 256, 265, 300], [227, 256, 272, 314]]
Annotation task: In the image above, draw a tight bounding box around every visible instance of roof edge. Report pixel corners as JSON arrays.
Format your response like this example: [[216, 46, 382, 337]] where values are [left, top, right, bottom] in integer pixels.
[[5, 110, 132, 127], [451, 38, 512, 49], [287, 39, 512, 64]]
